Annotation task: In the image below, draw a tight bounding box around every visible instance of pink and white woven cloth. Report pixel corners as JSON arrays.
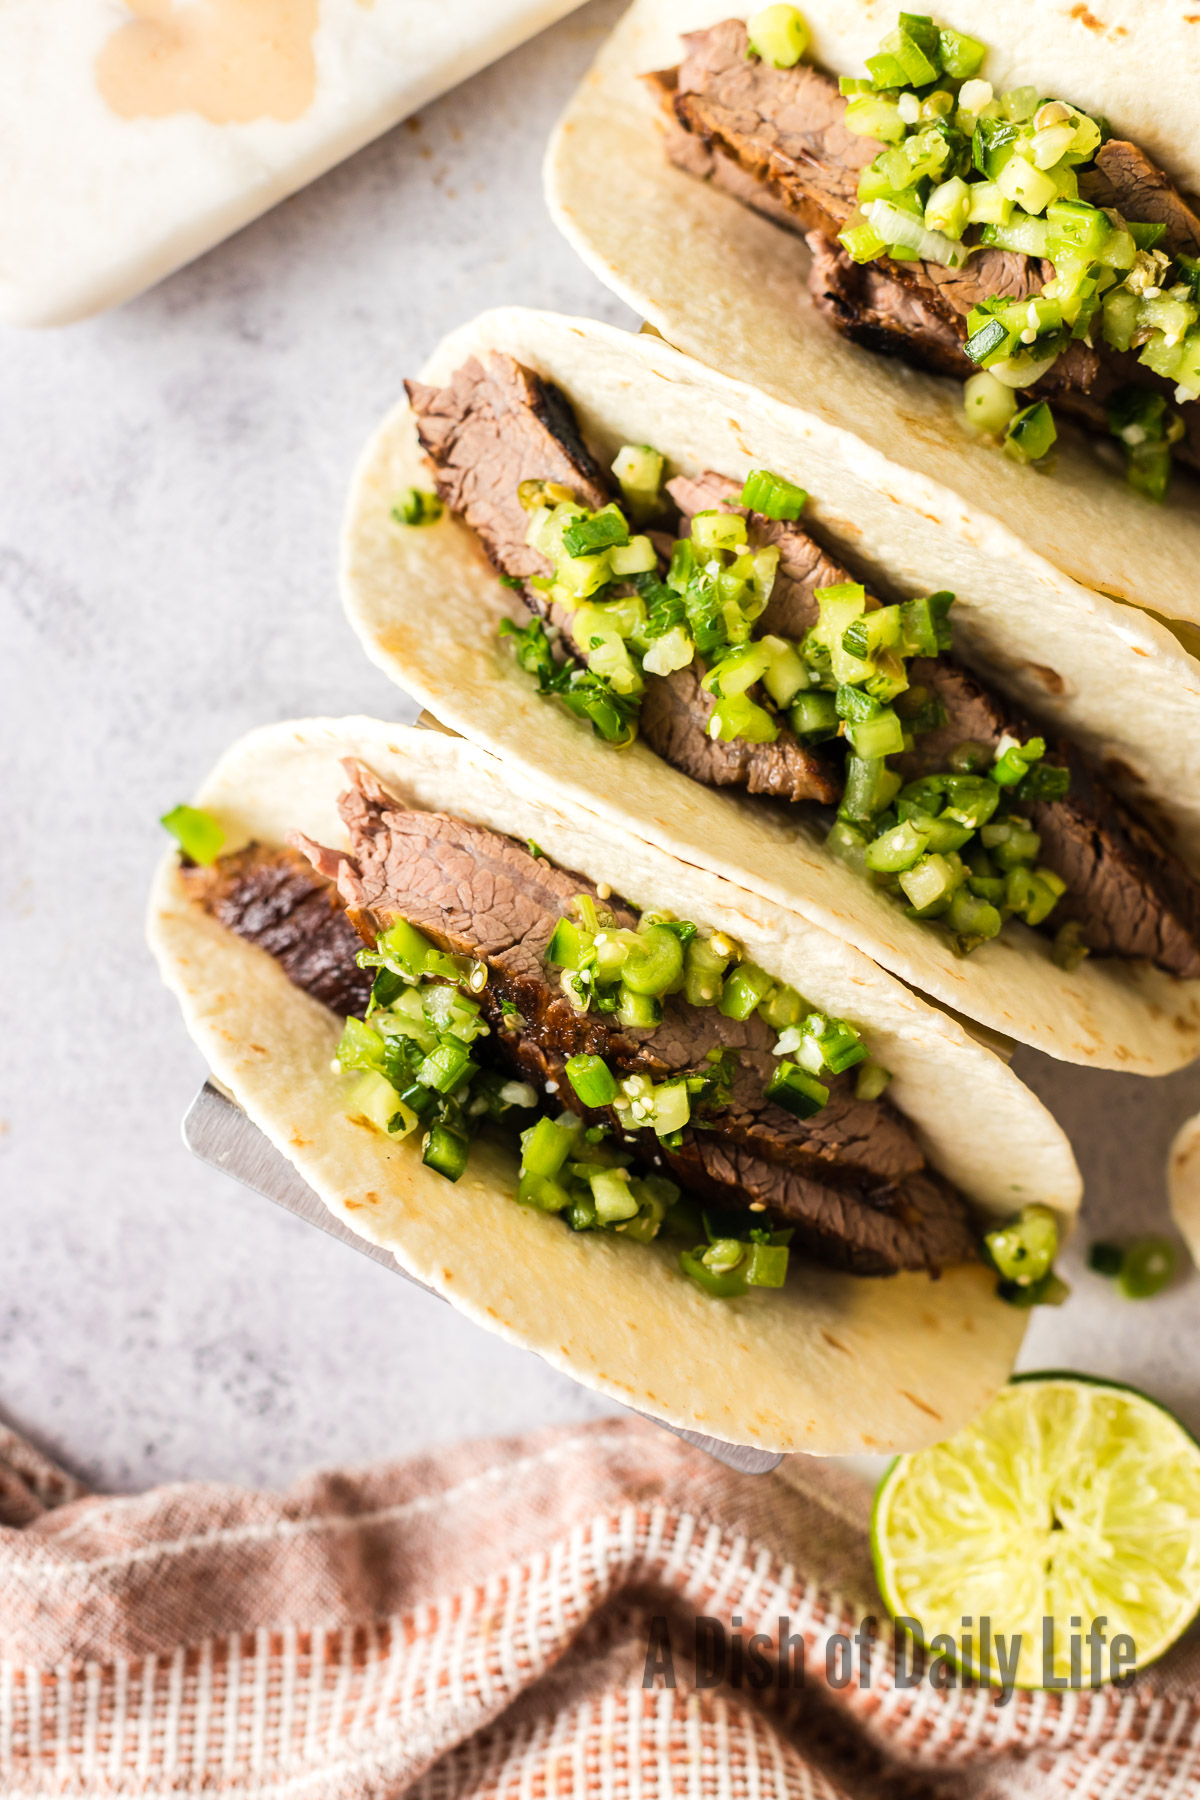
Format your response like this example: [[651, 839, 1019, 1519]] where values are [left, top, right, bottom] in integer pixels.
[[1, 1416, 1197, 1798]]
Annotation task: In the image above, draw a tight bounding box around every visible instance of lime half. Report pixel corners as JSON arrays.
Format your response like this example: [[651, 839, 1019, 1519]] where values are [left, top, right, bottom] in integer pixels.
[[872, 1374, 1200, 1688]]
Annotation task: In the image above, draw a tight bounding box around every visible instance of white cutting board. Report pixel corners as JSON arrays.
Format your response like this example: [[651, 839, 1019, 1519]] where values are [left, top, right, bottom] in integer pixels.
[[0, 0, 584, 327]]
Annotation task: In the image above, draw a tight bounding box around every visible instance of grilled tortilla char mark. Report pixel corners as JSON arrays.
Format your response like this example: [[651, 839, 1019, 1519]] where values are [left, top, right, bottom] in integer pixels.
[[182, 843, 373, 1018], [406, 352, 839, 805], [670, 469, 1200, 978], [287, 761, 978, 1274], [661, 20, 1200, 460]]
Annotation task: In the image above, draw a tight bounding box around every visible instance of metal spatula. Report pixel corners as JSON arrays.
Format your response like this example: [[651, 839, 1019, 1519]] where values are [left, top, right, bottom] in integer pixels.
[[183, 1081, 783, 1475]]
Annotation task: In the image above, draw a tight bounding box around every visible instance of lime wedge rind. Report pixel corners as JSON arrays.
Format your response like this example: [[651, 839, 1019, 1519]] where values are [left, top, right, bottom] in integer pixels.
[[871, 1373, 1200, 1690]]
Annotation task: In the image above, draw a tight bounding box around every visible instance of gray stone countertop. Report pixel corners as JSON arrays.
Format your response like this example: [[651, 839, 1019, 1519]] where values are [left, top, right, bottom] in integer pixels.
[[2, 0, 1198, 1497]]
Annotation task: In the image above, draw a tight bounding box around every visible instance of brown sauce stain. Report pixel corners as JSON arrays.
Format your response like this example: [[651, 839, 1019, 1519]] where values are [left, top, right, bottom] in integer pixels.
[[363, 1191, 380, 1206], [344, 1200, 362, 1211], [96, 0, 319, 125], [290, 1131, 311, 1149], [899, 1389, 942, 1421], [1069, 3, 1105, 31]]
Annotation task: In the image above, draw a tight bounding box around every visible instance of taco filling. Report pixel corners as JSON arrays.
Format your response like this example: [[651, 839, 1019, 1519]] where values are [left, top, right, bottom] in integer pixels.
[[648, 10, 1200, 499], [404, 352, 1200, 979], [175, 760, 1062, 1289]]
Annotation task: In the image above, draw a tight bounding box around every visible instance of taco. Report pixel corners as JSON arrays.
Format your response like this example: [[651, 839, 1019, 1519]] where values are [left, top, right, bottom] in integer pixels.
[[545, 1, 1200, 632], [149, 716, 1080, 1454], [340, 306, 1200, 1072]]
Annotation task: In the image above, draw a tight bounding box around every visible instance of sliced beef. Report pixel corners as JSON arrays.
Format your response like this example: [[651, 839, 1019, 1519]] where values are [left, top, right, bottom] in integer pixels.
[[1080, 141, 1200, 258], [649, 67, 819, 239], [669, 469, 870, 638], [672, 19, 875, 236], [183, 843, 373, 1018], [640, 662, 839, 802], [670, 467, 1200, 976], [407, 354, 839, 806], [663, 1132, 979, 1275], [661, 26, 1200, 461], [900, 658, 1200, 978], [807, 232, 976, 378], [405, 355, 609, 584], [807, 233, 1103, 392], [293, 763, 978, 1273]]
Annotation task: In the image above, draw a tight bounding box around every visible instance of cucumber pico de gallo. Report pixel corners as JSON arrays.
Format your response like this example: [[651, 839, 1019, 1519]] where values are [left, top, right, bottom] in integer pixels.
[[329, 896, 887, 1299], [752, 5, 1197, 498], [492, 449, 1076, 963], [317, 895, 1064, 1306]]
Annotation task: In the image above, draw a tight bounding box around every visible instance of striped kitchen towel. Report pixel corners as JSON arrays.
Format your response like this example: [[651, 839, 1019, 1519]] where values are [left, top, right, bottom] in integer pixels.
[[0, 1416, 1196, 1797]]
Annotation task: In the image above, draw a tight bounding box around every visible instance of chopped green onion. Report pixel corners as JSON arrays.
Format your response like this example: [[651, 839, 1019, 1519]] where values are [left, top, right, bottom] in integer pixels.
[[746, 3, 809, 68], [898, 591, 954, 657], [789, 690, 839, 742], [925, 175, 971, 240], [940, 775, 1000, 829], [621, 924, 685, 996], [1087, 1240, 1125, 1278], [865, 818, 930, 874], [740, 468, 808, 519], [708, 692, 779, 744], [899, 851, 959, 913], [840, 756, 902, 824], [161, 804, 225, 866], [864, 198, 971, 269], [938, 24, 984, 78], [992, 736, 1045, 787], [764, 1061, 829, 1119], [680, 1247, 750, 1298], [946, 885, 1002, 943], [1089, 1235, 1176, 1300], [562, 504, 629, 558], [374, 916, 438, 981], [393, 488, 443, 527], [845, 707, 904, 759], [422, 1122, 469, 1182], [719, 961, 774, 1021], [684, 934, 732, 1007], [616, 986, 661, 1030], [564, 1055, 618, 1109], [520, 1115, 574, 1180], [1004, 401, 1057, 465], [416, 1036, 476, 1095], [984, 1204, 1059, 1287], [758, 981, 805, 1031], [998, 1269, 1070, 1308], [517, 1171, 573, 1212], [1119, 1237, 1177, 1298]]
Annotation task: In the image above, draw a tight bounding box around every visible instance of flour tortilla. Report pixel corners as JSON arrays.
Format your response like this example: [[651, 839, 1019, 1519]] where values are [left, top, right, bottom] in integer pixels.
[[1169, 1114, 1200, 1270], [148, 717, 1080, 1455], [339, 306, 1200, 1072], [544, 0, 1200, 639]]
